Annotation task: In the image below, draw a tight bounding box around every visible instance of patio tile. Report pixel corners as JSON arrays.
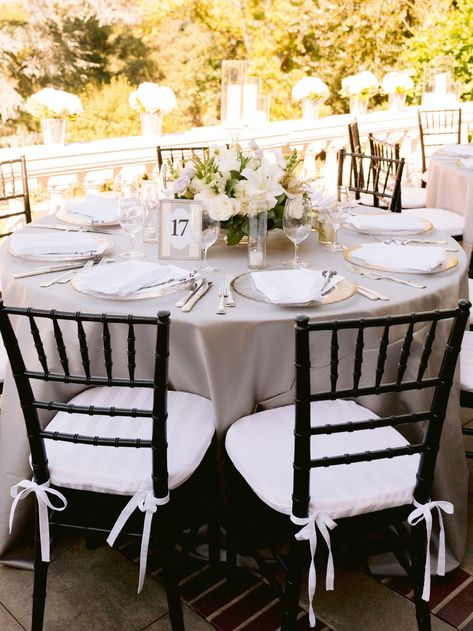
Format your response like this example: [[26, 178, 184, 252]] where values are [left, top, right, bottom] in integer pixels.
[[0, 603, 24, 630], [0, 540, 168, 630], [143, 605, 215, 630]]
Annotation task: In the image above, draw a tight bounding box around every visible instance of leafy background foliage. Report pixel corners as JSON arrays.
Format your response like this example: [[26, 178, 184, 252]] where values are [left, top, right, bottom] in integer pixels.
[[0, 0, 471, 144]]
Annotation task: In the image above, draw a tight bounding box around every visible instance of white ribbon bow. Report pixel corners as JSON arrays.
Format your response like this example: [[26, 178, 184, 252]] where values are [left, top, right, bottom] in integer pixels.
[[9, 479, 67, 563], [291, 512, 337, 628], [107, 490, 170, 593], [407, 499, 454, 601]]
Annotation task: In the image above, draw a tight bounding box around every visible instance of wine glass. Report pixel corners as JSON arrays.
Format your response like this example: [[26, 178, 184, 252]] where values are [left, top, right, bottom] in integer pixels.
[[200, 210, 220, 273], [159, 162, 175, 199], [283, 195, 313, 268], [118, 181, 145, 259], [327, 186, 354, 252]]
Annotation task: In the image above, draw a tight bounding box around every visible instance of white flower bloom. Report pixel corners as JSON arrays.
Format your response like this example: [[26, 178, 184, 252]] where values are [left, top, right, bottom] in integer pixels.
[[25, 88, 83, 120], [129, 83, 177, 114], [341, 71, 379, 97], [172, 174, 191, 195], [214, 147, 241, 176], [241, 160, 285, 208], [195, 191, 237, 221], [381, 71, 414, 95], [292, 77, 329, 101], [182, 164, 196, 178], [286, 195, 304, 218]]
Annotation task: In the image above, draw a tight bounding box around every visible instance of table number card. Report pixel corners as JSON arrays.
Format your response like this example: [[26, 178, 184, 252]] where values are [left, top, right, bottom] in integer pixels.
[[159, 200, 202, 259]]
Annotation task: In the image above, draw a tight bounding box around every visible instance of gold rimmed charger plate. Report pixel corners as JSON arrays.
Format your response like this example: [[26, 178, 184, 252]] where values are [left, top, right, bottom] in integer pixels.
[[231, 270, 357, 307], [8, 236, 114, 262], [57, 208, 119, 227], [343, 215, 433, 236], [343, 245, 458, 275]]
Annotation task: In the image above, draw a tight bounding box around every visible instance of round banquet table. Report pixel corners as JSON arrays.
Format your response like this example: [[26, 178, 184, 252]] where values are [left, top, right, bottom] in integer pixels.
[[427, 146, 473, 253], [0, 216, 469, 572]]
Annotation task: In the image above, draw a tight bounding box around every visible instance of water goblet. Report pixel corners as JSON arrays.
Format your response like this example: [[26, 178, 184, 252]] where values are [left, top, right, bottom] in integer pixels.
[[118, 182, 145, 259], [283, 195, 313, 268], [327, 203, 349, 252], [200, 210, 220, 273]]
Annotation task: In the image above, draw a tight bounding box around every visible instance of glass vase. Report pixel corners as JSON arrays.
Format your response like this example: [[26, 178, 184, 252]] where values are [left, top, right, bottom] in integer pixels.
[[40, 118, 66, 146], [247, 200, 268, 269], [140, 111, 163, 137], [349, 95, 369, 116], [388, 92, 406, 111], [302, 99, 321, 121]]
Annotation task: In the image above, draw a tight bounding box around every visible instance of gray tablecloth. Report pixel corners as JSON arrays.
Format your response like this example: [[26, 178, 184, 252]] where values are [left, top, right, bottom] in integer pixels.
[[0, 218, 469, 572]]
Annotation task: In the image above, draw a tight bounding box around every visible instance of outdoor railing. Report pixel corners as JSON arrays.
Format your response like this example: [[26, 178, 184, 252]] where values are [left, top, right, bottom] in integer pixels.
[[0, 102, 472, 215]]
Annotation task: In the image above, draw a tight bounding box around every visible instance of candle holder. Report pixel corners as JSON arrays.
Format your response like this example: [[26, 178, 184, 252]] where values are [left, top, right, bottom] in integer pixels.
[[221, 60, 249, 129], [247, 199, 268, 269]]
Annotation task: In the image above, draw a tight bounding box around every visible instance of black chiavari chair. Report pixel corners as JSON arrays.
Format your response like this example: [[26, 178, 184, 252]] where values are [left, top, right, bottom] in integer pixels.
[[348, 119, 362, 153], [225, 301, 470, 631], [156, 146, 210, 170], [0, 156, 32, 238], [418, 108, 462, 186], [0, 305, 218, 631]]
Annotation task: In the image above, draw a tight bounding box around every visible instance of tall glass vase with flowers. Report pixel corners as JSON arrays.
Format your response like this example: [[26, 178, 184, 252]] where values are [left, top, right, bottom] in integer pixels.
[[291, 77, 329, 121], [166, 141, 303, 247], [341, 71, 379, 116], [381, 71, 414, 111], [24, 87, 83, 146], [129, 82, 177, 138]]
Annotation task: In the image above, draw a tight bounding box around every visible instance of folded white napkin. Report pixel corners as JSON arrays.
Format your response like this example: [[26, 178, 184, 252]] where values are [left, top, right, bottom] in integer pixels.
[[10, 233, 108, 258], [73, 261, 191, 297], [64, 194, 119, 224], [251, 269, 343, 304], [350, 243, 446, 272], [346, 214, 425, 234], [441, 144, 473, 158]]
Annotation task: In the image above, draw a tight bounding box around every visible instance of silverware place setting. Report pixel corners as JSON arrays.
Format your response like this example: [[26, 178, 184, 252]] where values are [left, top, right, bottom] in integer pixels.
[[39, 256, 112, 287], [346, 262, 426, 289]]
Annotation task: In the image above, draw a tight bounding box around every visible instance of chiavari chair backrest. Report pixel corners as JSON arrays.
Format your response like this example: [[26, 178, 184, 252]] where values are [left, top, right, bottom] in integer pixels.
[[0, 305, 171, 499], [417, 108, 462, 174], [156, 146, 210, 170], [0, 156, 32, 238], [348, 120, 362, 153], [291, 301, 470, 521], [337, 148, 404, 212]]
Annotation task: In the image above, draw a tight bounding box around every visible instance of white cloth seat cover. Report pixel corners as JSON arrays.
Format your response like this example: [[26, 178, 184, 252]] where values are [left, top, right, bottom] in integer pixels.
[[403, 207, 464, 237], [225, 399, 419, 520], [469, 279, 473, 325], [0, 338, 7, 382], [46, 387, 215, 494], [401, 186, 427, 209], [460, 331, 473, 393]]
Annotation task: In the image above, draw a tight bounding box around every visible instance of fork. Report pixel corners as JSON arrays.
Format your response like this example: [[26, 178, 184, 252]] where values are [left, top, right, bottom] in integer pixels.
[[216, 280, 227, 315], [225, 273, 236, 307], [40, 259, 94, 287], [383, 238, 457, 252], [55, 258, 98, 284], [346, 263, 426, 288]]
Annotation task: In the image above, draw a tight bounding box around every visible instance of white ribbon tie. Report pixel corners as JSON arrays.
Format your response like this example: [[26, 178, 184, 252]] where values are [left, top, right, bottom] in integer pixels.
[[291, 512, 337, 628], [107, 490, 170, 592], [407, 499, 454, 601], [9, 479, 67, 563]]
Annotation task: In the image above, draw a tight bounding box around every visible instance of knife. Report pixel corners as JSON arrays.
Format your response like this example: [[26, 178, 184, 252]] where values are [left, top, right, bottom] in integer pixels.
[[176, 278, 204, 308], [28, 224, 113, 235], [181, 281, 212, 312], [14, 262, 89, 278], [357, 285, 390, 301]]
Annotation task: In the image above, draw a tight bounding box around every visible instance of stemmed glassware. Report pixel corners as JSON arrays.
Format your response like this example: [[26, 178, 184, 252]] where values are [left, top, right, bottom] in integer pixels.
[[282, 195, 313, 268], [327, 185, 354, 252], [116, 177, 145, 259], [200, 210, 220, 273]]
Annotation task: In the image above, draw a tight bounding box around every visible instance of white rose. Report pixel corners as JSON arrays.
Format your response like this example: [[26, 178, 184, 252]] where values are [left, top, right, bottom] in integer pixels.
[[205, 194, 237, 221], [172, 174, 190, 195]]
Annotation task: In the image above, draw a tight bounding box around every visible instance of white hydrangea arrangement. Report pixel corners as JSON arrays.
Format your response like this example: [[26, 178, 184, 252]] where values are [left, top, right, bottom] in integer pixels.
[[292, 77, 329, 102], [341, 71, 379, 98], [170, 142, 302, 245], [25, 88, 83, 120], [129, 82, 177, 114], [381, 71, 414, 95]]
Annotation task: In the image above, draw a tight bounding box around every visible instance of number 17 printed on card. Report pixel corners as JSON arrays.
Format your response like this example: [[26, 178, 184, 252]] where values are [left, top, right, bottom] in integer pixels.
[[159, 199, 202, 259]]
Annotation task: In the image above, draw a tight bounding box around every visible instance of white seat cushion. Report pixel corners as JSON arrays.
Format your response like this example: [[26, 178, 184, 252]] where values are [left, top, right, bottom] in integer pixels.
[[46, 387, 215, 495], [403, 207, 464, 237], [401, 186, 427, 209], [0, 339, 7, 382], [461, 331, 473, 393], [225, 399, 419, 520]]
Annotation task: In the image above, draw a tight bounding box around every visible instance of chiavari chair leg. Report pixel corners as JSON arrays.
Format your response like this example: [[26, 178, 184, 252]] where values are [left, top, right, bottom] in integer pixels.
[[411, 519, 431, 631], [282, 537, 306, 630], [160, 519, 185, 631], [32, 507, 49, 631]]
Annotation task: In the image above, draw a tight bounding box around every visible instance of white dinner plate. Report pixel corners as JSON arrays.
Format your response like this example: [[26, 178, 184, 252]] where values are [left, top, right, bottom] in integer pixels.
[[57, 207, 119, 227], [343, 246, 458, 275], [71, 275, 195, 301], [8, 236, 113, 262], [343, 216, 432, 236]]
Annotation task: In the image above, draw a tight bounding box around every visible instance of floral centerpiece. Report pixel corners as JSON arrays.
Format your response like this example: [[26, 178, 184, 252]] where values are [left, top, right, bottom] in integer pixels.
[[381, 71, 414, 111], [24, 87, 83, 120], [341, 71, 379, 116], [170, 142, 302, 245], [292, 76, 329, 121], [129, 82, 177, 114], [129, 82, 176, 136]]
